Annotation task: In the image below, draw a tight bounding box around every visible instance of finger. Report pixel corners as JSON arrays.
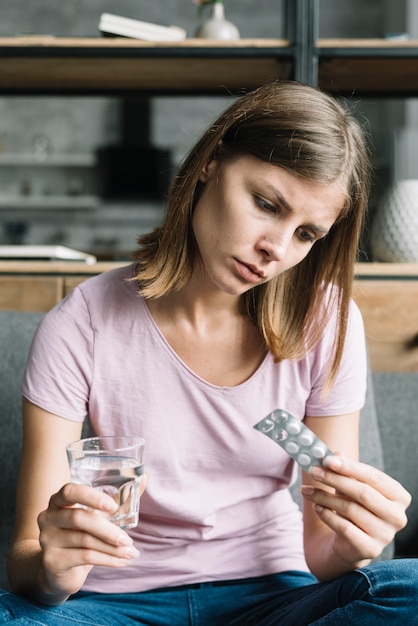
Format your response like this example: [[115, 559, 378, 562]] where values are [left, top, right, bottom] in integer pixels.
[[60, 526, 139, 558], [48, 548, 139, 572], [39, 503, 134, 549], [308, 465, 409, 532], [64, 547, 139, 569], [39, 511, 140, 572], [309, 467, 407, 527], [301, 486, 396, 563], [50, 483, 119, 516], [41, 527, 140, 562], [309, 503, 385, 562], [302, 485, 407, 538], [42, 540, 140, 575], [140, 472, 148, 495], [322, 456, 411, 507]]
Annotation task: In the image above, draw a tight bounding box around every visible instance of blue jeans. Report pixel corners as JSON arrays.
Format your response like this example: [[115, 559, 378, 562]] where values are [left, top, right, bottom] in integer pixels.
[[1, 559, 417, 625]]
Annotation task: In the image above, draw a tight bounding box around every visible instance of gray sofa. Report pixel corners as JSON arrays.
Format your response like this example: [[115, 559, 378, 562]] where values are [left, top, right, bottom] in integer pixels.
[[0, 311, 417, 591]]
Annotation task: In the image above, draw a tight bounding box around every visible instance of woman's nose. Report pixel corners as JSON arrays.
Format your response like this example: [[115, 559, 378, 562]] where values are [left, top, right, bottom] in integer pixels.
[[257, 231, 291, 262]]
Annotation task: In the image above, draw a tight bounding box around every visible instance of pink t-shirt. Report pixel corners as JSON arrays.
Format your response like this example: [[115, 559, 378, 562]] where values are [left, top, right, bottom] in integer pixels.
[[22, 263, 367, 593]]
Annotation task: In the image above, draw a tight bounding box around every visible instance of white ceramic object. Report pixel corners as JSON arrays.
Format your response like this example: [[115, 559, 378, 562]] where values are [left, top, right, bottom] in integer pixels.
[[370, 179, 418, 262], [195, 3, 240, 40]]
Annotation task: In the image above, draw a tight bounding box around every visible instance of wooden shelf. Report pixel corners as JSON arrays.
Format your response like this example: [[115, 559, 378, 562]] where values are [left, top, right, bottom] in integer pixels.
[[318, 39, 418, 96], [0, 260, 414, 276], [354, 262, 418, 372], [2, 36, 418, 97], [0, 37, 293, 95], [0, 195, 99, 210], [355, 262, 418, 278], [0, 153, 95, 166], [0, 260, 125, 275]]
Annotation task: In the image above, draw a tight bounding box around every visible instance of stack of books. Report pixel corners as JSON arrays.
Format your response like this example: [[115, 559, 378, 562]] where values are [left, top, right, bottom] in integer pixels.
[[99, 13, 187, 42]]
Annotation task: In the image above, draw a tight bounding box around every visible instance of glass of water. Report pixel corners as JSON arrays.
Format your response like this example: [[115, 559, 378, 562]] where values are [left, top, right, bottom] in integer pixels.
[[66, 435, 145, 530]]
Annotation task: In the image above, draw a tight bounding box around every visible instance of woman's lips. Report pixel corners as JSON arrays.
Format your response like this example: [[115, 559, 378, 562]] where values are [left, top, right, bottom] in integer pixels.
[[234, 258, 265, 283]]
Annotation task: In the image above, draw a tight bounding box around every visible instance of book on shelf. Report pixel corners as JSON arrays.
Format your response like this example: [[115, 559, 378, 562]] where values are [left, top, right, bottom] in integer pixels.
[[98, 13, 187, 42], [0, 246, 97, 264]]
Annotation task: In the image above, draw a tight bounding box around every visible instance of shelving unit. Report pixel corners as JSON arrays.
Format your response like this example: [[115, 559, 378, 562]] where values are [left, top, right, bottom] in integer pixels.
[[0, 0, 415, 371], [0, 154, 95, 166], [0, 37, 294, 96], [1, 36, 418, 96], [354, 264, 418, 372], [318, 39, 418, 96], [0, 151, 98, 211], [0, 195, 99, 210]]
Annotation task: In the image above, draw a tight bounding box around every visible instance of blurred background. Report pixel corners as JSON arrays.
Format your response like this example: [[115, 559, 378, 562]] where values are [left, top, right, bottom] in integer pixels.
[[0, 0, 415, 260]]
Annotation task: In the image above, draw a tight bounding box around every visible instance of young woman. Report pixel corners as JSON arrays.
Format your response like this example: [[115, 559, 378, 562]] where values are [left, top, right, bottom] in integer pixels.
[[2, 81, 416, 625]]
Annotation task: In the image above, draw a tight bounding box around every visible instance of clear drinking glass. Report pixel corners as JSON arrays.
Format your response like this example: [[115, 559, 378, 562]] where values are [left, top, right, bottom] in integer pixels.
[[66, 435, 145, 530]]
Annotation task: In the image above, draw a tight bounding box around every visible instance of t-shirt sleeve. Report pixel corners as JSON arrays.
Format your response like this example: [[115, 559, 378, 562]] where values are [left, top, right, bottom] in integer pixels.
[[305, 298, 368, 417], [21, 286, 94, 422]]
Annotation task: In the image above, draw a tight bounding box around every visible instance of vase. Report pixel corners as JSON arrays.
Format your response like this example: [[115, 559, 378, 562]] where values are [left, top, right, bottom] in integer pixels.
[[195, 3, 240, 40], [370, 179, 418, 262]]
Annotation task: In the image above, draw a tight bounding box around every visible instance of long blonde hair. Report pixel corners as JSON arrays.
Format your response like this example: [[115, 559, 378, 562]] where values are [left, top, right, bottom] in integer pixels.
[[133, 81, 371, 387]]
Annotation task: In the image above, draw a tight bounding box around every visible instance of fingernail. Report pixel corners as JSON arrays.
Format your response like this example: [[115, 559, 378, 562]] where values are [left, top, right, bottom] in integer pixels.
[[125, 546, 140, 559], [117, 533, 133, 547], [310, 466, 325, 479], [324, 456, 343, 470], [300, 486, 315, 496], [101, 497, 118, 513]]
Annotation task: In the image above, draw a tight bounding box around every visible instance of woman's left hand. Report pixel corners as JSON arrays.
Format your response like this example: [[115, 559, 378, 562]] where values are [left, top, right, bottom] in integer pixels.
[[301, 454, 411, 565]]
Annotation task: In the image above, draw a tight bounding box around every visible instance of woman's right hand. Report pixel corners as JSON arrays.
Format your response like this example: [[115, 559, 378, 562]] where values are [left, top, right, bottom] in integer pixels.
[[37, 482, 140, 599], [10, 402, 147, 605]]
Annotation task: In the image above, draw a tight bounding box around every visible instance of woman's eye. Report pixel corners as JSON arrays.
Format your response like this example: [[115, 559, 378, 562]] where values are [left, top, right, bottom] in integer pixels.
[[255, 196, 277, 213], [298, 228, 315, 243]]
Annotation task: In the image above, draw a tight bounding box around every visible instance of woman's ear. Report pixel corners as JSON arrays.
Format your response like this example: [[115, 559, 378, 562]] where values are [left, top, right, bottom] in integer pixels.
[[199, 158, 218, 183], [199, 141, 223, 183]]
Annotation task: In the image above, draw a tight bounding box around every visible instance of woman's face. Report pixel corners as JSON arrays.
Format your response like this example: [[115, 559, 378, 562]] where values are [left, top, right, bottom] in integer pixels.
[[192, 154, 345, 297]]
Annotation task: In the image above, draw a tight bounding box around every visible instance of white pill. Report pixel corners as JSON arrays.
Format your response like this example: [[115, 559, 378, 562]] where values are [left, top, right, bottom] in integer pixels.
[[285, 441, 300, 454], [297, 453, 312, 466]]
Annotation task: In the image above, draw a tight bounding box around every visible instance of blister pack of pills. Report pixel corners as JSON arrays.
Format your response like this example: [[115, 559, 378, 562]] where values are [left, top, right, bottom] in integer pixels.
[[253, 409, 333, 471]]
